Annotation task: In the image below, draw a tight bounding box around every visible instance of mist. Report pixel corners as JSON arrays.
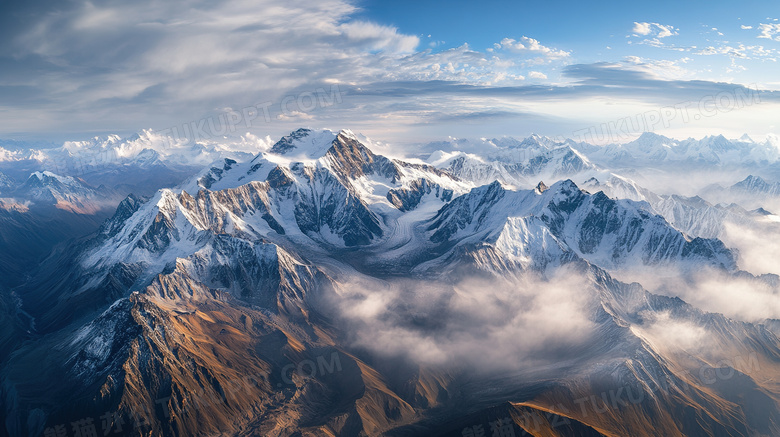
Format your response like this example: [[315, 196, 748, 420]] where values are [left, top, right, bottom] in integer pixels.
[[332, 268, 600, 373]]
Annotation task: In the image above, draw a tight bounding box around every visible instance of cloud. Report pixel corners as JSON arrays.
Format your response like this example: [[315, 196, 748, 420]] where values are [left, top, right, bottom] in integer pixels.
[[616, 265, 780, 325], [632, 22, 678, 38], [0, 1, 778, 145], [632, 311, 708, 353], [758, 22, 780, 41], [689, 43, 778, 62], [741, 25, 753, 30], [338, 21, 420, 53], [721, 219, 780, 277], [493, 36, 571, 61], [613, 216, 780, 324], [632, 22, 653, 35], [0, 0, 581, 139], [332, 270, 599, 371]]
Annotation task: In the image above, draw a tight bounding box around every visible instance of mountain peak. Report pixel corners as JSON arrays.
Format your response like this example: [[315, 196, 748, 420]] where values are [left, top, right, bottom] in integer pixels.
[[28, 171, 77, 186], [337, 128, 359, 141], [737, 175, 767, 186], [268, 128, 338, 159], [324, 129, 402, 181], [535, 181, 549, 193], [519, 133, 558, 149], [550, 179, 580, 191], [629, 131, 674, 147], [636, 131, 669, 141]]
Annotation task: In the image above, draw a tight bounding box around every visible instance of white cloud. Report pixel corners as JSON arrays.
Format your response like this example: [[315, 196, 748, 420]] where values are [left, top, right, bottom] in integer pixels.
[[528, 71, 547, 79], [1, 0, 777, 144], [632, 22, 652, 35], [632, 311, 708, 353], [620, 56, 695, 80], [338, 21, 420, 53], [758, 22, 780, 41], [693, 43, 778, 61], [3, 0, 579, 136], [636, 37, 688, 51], [632, 22, 678, 38], [494, 36, 571, 61], [334, 271, 599, 371], [741, 25, 753, 30], [721, 220, 780, 276], [616, 217, 780, 324], [276, 110, 314, 121]]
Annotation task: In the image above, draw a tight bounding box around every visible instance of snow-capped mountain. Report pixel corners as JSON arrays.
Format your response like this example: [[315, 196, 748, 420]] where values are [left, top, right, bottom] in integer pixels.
[[3, 128, 780, 437], [586, 132, 780, 167], [425, 179, 736, 272], [18, 128, 469, 327], [426, 134, 597, 188], [580, 174, 767, 239], [0, 130, 272, 198], [11, 171, 118, 214], [731, 174, 780, 196]]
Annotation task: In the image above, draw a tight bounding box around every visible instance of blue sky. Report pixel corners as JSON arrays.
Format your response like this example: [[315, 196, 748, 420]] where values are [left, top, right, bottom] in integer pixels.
[[0, 0, 779, 145], [356, 0, 780, 83]]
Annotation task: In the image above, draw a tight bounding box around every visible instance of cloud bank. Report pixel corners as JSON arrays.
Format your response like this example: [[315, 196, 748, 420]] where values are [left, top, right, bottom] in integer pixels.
[[2, 0, 780, 143], [333, 270, 599, 372]]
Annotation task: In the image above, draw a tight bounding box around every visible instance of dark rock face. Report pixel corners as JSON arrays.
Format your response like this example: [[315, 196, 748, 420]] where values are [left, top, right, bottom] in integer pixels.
[[99, 194, 146, 239], [197, 158, 237, 190], [387, 178, 453, 212], [428, 181, 507, 244], [269, 128, 314, 154], [325, 132, 402, 183], [136, 212, 179, 253], [285, 164, 384, 247]]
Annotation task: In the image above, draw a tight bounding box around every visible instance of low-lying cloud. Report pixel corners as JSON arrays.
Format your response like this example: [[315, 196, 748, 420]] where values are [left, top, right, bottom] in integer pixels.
[[722, 218, 780, 276], [332, 269, 599, 373]]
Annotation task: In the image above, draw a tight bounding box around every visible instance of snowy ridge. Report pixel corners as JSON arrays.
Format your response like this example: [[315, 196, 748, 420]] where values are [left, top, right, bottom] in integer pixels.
[[587, 132, 780, 167], [582, 174, 765, 239], [81, 129, 748, 289], [426, 134, 597, 188], [731, 175, 780, 196], [0, 171, 14, 192], [426, 179, 737, 271]]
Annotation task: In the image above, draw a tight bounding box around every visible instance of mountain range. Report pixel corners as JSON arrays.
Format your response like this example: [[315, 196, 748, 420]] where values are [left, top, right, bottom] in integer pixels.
[[2, 128, 780, 436]]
